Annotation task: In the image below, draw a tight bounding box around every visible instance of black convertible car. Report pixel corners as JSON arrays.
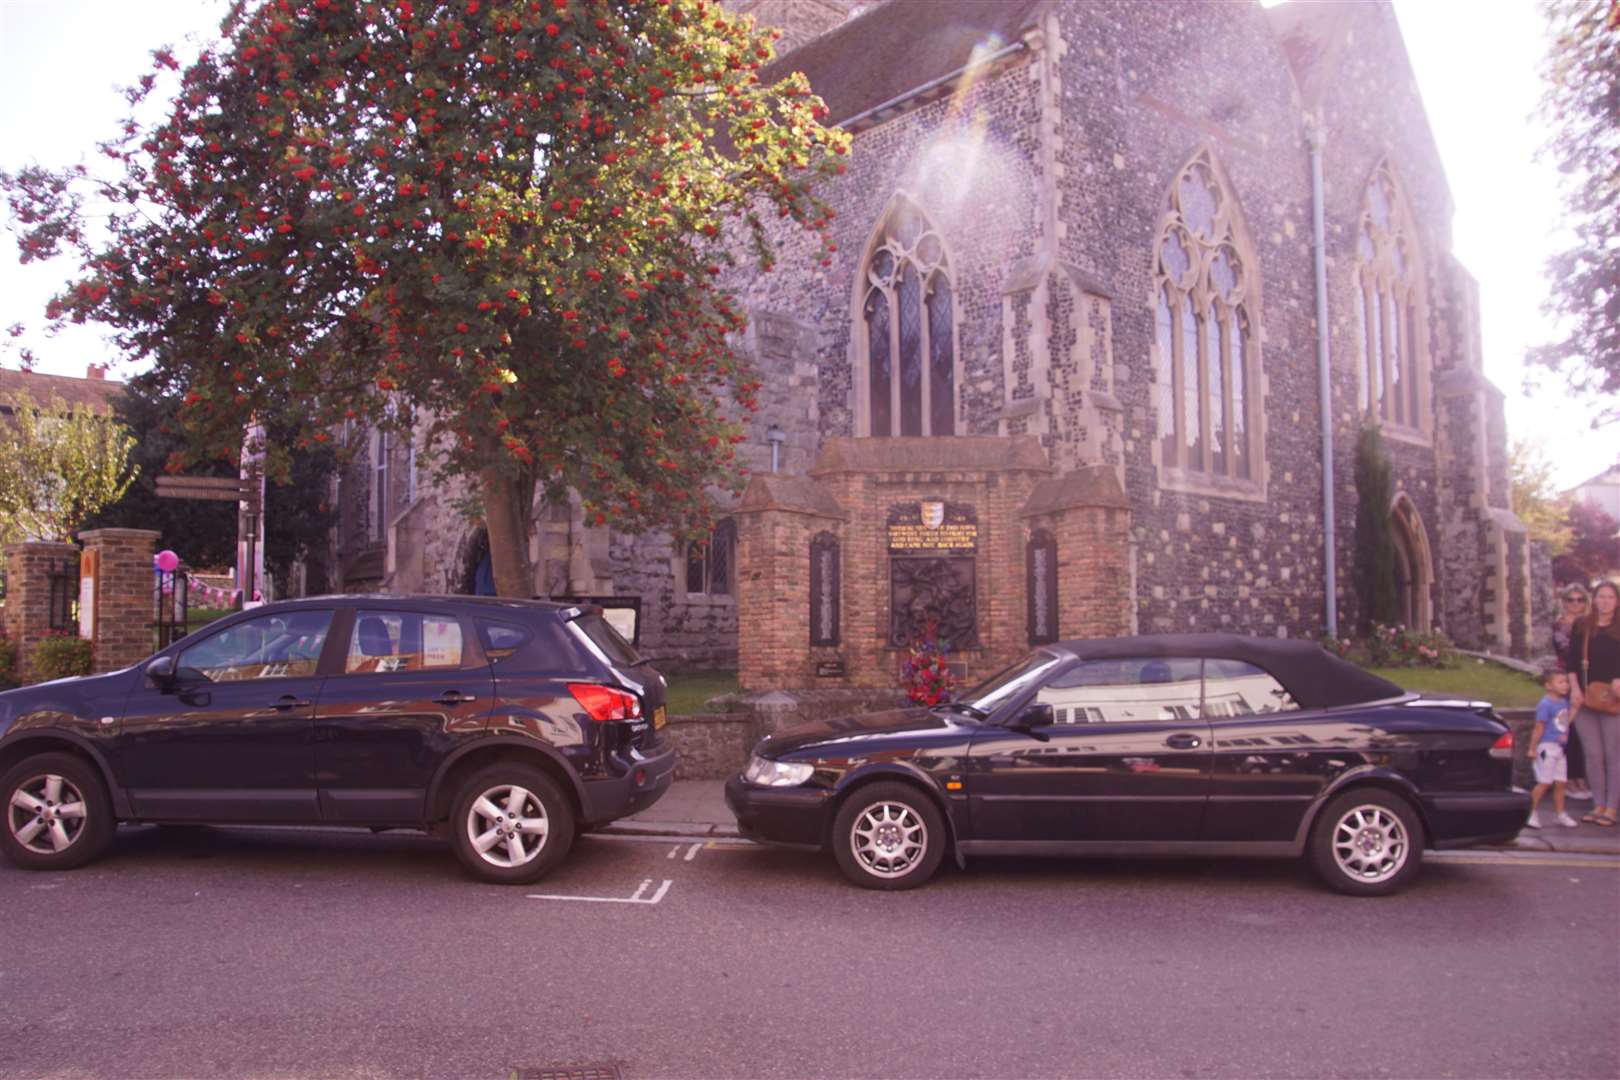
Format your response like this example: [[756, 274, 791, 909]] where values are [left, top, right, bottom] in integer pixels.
[[725, 634, 1528, 895]]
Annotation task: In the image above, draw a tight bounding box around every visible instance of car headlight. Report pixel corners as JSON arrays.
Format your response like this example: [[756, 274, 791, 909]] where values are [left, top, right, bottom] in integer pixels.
[[744, 754, 814, 787]]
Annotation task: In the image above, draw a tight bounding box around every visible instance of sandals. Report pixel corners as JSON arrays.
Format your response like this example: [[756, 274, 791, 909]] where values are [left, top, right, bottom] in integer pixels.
[[1580, 812, 1606, 824], [1588, 813, 1618, 827]]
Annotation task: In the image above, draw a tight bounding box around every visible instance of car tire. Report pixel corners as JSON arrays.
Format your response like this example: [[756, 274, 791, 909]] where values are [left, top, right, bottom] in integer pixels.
[[1308, 788, 1424, 897], [831, 781, 946, 891], [449, 764, 574, 885], [0, 752, 116, 872]]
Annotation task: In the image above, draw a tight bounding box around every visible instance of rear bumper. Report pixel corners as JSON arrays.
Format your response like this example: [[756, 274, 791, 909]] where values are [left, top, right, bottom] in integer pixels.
[[579, 742, 676, 825], [724, 774, 832, 849], [1421, 790, 1531, 849]]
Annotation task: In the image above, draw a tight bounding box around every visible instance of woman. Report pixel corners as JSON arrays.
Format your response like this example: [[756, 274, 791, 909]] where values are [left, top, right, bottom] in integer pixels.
[[1562, 580, 1620, 826], [1552, 585, 1592, 801]]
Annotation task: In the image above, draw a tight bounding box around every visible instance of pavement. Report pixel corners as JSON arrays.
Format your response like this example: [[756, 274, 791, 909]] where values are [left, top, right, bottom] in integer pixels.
[[611, 778, 1620, 855]]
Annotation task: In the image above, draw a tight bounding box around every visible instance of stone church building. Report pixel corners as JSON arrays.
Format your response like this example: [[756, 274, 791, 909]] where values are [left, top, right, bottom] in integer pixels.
[[327, 0, 1534, 683]]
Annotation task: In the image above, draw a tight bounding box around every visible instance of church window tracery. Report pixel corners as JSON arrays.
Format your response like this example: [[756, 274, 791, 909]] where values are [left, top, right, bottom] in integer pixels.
[[1151, 151, 1257, 482], [857, 199, 957, 436], [1355, 162, 1427, 433]]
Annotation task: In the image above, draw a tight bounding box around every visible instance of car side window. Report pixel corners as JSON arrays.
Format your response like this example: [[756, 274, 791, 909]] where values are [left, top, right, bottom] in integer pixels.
[[345, 611, 464, 674], [1202, 658, 1298, 717], [477, 620, 529, 663], [177, 611, 332, 683], [1035, 657, 1204, 724]]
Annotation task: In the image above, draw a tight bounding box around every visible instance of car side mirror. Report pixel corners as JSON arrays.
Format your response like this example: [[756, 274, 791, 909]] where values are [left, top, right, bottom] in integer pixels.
[[145, 655, 178, 690], [1008, 702, 1053, 736]]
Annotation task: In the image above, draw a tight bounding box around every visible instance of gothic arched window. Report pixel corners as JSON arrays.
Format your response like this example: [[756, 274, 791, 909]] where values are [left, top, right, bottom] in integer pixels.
[[858, 199, 956, 437], [1355, 162, 1426, 432], [1152, 151, 1257, 482]]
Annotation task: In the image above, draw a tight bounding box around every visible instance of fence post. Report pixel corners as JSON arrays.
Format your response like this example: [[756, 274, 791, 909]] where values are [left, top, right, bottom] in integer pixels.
[[3, 541, 81, 683], [77, 528, 161, 674]]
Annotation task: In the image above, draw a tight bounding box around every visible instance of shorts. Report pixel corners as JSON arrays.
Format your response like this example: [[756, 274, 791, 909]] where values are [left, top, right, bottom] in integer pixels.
[[1534, 743, 1568, 785]]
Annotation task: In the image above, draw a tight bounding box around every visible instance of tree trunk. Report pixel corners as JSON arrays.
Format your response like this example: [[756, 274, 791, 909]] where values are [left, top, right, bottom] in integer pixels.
[[479, 464, 536, 598]]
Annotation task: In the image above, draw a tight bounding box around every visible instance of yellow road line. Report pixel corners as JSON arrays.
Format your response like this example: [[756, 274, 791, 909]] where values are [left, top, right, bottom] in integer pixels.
[[1429, 855, 1619, 870]]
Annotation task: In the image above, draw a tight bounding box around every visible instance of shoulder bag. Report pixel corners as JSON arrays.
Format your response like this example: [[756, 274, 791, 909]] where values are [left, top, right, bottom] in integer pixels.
[[1582, 624, 1620, 714]]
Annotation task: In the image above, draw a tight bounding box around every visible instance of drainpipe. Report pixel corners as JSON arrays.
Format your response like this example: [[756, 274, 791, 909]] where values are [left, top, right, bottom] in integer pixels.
[[1307, 112, 1338, 639]]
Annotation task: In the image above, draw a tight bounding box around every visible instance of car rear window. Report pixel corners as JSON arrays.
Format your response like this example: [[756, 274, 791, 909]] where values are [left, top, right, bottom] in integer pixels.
[[573, 611, 642, 666]]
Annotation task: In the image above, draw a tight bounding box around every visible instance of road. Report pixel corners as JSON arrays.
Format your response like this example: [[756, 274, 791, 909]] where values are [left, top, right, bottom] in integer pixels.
[[1, 826, 1615, 1080]]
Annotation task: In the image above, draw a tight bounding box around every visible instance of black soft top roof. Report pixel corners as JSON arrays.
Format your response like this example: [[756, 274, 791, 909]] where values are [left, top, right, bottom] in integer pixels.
[[1050, 634, 1406, 710]]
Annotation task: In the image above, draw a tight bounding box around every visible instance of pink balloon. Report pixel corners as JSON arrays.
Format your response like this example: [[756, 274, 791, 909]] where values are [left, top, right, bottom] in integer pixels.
[[156, 549, 180, 573]]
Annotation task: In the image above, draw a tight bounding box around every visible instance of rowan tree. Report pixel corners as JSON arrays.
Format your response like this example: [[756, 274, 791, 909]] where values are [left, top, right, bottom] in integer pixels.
[[0, 0, 848, 595]]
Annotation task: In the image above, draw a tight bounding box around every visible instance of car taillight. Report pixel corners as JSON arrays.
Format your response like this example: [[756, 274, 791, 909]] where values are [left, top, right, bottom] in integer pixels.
[[568, 683, 642, 722], [1488, 732, 1515, 759]]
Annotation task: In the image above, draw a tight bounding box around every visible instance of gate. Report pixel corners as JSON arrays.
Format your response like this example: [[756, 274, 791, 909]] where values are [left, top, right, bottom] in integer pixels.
[[154, 566, 190, 649]]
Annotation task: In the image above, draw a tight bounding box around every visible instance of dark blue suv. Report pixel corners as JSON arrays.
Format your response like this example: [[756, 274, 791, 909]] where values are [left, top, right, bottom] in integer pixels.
[[0, 596, 673, 883]]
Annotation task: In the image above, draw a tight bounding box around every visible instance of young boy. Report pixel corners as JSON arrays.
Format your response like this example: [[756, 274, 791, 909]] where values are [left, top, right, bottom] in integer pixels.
[[1527, 668, 1579, 829]]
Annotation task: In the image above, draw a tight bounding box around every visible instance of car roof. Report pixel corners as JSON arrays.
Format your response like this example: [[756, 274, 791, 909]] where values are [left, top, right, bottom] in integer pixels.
[[230, 594, 575, 617], [1048, 633, 1406, 710]]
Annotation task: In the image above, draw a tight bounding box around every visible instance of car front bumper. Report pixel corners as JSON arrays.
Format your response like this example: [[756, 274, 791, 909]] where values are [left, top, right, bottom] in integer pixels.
[[1421, 790, 1532, 848], [724, 773, 832, 850]]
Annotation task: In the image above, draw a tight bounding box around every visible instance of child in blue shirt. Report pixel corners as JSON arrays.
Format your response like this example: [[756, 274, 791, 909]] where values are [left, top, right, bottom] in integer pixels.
[[1527, 667, 1578, 829]]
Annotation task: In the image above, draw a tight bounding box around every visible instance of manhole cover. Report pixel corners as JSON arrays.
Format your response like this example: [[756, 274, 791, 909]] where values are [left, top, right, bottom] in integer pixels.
[[513, 1066, 623, 1080]]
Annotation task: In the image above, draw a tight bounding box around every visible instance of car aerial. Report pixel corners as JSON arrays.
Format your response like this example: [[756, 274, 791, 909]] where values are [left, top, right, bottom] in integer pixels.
[[0, 596, 672, 884], [726, 634, 1529, 895]]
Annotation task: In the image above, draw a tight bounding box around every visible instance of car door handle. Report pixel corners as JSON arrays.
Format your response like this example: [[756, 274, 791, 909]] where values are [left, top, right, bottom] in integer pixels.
[[1165, 732, 1202, 750], [272, 695, 312, 711], [433, 692, 477, 706]]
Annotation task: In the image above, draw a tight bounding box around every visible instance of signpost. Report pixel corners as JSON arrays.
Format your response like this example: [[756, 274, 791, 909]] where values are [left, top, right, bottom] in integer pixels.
[[154, 473, 263, 609]]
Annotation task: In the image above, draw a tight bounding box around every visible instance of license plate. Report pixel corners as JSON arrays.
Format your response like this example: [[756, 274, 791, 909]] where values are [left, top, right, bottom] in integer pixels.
[[653, 706, 666, 729]]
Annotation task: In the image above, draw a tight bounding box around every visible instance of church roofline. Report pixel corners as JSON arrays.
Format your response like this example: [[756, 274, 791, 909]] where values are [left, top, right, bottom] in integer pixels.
[[761, 0, 1051, 131]]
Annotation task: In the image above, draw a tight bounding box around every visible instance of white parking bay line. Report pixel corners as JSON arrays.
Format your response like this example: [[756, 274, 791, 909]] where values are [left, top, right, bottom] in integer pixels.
[[683, 842, 701, 862], [526, 878, 675, 905]]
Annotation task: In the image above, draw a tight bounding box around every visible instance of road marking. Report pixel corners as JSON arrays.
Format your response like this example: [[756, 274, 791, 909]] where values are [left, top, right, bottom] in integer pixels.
[[527, 878, 674, 905], [1428, 852, 1618, 870], [683, 842, 701, 862]]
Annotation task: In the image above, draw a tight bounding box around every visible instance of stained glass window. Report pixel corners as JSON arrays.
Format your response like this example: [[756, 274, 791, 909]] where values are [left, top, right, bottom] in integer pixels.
[[1156, 286, 1176, 463], [1356, 162, 1425, 432], [865, 287, 891, 437], [860, 199, 956, 436], [1208, 303, 1224, 475], [1153, 150, 1260, 483], [927, 276, 955, 438], [898, 263, 923, 437]]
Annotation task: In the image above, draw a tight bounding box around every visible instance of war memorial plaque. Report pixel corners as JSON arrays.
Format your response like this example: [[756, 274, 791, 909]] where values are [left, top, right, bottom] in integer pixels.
[[1026, 528, 1059, 645], [809, 531, 841, 647], [886, 501, 979, 555], [886, 501, 980, 650]]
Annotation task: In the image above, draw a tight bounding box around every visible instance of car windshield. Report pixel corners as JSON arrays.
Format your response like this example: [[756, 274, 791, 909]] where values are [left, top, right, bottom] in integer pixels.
[[956, 651, 1064, 717]]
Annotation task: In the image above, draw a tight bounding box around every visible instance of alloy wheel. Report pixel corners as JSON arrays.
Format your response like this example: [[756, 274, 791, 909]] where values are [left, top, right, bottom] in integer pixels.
[[465, 784, 549, 869], [1330, 803, 1409, 884], [849, 800, 928, 880], [8, 773, 89, 857]]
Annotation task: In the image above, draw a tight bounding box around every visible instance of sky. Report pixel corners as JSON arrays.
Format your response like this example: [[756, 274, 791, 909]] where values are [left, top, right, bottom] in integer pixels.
[[0, 0, 1614, 488]]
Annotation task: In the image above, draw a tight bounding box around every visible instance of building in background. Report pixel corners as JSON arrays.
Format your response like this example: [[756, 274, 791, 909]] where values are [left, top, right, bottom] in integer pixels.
[[330, 0, 1537, 665]]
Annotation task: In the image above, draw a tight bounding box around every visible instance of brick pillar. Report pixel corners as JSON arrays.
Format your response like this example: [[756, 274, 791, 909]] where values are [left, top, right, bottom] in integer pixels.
[[78, 528, 161, 674], [3, 541, 80, 684], [1020, 466, 1134, 641]]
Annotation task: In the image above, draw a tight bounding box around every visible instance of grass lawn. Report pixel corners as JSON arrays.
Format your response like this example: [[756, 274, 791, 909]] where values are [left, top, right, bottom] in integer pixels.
[[664, 670, 740, 715], [1366, 661, 1542, 709]]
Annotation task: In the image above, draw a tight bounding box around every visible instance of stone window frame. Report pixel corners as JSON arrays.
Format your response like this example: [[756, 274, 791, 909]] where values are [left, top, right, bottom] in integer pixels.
[[1352, 159, 1431, 445], [1148, 147, 1267, 502], [676, 517, 737, 605], [850, 192, 963, 438]]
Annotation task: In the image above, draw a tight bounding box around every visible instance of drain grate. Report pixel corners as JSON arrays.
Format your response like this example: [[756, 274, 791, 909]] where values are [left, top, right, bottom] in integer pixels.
[[512, 1065, 623, 1080]]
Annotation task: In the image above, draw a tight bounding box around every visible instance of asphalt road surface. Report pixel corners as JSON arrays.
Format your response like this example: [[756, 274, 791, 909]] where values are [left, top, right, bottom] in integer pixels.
[[1, 826, 1615, 1080]]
